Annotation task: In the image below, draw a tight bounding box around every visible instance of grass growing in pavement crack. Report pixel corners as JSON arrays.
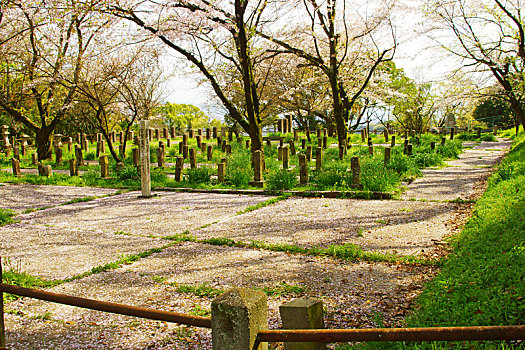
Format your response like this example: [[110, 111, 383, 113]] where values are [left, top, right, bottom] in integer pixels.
[[0, 208, 17, 226], [235, 194, 292, 215], [162, 232, 437, 266]]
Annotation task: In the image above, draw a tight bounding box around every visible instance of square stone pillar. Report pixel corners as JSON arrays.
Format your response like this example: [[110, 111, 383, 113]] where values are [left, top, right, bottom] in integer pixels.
[[139, 120, 152, 198], [279, 299, 326, 350], [212, 288, 268, 350]]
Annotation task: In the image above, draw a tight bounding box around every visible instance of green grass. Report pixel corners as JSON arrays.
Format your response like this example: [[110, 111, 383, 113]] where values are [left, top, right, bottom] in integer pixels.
[[163, 232, 436, 266], [343, 134, 525, 350], [173, 282, 224, 298], [236, 194, 291, 215], [0, 208, 17, 226]]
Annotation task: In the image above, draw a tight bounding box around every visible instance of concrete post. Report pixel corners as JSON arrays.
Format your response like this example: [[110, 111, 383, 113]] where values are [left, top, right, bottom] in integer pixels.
[[278, 146, 283, 161], [207, 145, 213, 161], [55, 147, 63, 166], [390, 135, 396, 148], [351, 156, 360, 188], [11, 158, 21, 176], [315, 147, 322, 171], [383, 129, 389, 143], [299, 153, 308, 185], [217, 162, 225, 183], [190, 148, 197, 168], [306, 146, 312, 162], [368, 145, 374, 156], [175, 156, 184, 182], [201, 142, 207, 153], [139, 120, 152, 198], [183, 145, 189, 159], [301, 138, 306, 150], [157, 147, 165, 168], [289, 140, 296, 156], [283, 146, 289, 169], [384, 147, 391, 165], [322, 136, 327, 149], [69, 159, 78, 176], [211, 288, 268, 350], [407, 144, 413, 156], [279, 299, 326, 350], [99, 155, 109, 178], [75, 146, 84, 166], [450, 127, 455, 140]]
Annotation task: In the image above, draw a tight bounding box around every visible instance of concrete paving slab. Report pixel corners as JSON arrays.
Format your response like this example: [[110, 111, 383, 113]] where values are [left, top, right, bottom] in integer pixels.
[[0, 183, 118, 213], [5, 242, 430, 349], [0, 222, 165, 280], [193, 197, 457, 256], [15, 191, 273, 238]]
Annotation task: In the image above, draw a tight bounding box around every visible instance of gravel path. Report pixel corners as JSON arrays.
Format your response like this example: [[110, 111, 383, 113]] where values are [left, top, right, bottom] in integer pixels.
[[401, 140, 511, 201], [0, 140, 510, 349]]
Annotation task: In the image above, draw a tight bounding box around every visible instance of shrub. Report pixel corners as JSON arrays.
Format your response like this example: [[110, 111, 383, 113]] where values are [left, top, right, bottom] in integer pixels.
[[313, 162, 352, 189], [266, 169, 297, 190], [361, 158, 400, 192], [117, 164, 139, 180], [0, 208, 16, 226], [412, 151, 442, 168], [437, 139, 462, 159], [186, 166, 212, 184], [225, 150, 252, 187]]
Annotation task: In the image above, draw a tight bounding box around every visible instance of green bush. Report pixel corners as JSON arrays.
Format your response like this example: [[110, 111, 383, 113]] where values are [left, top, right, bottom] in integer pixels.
[[266, 169, 297, 190], [361, 158, 400, 192], [186, 166, 212, 184], [225, 150, 252, 187], [437, 139, 462, 159], [117, 164, 139, 180], [412, 151, 442, 168], [313, 162, 352, 189]]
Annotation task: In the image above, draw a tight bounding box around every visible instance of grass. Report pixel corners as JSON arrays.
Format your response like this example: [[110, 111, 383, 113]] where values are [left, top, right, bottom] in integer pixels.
[[163, 232, 436, 266], [341, 133, 525, 350], [236, 194, 292, 215], [0, 208, 17, 226]]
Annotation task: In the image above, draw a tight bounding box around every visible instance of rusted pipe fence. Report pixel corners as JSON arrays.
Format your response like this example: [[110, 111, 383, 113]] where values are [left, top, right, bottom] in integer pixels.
[[1, 281, 524, 349], [0, 283, 211, 328], [255, 326, 525, 345]]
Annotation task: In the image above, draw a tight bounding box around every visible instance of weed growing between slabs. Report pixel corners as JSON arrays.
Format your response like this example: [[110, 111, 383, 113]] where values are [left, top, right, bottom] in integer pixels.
[[338, 134, 525, 350], [0, 208, 16, 226]]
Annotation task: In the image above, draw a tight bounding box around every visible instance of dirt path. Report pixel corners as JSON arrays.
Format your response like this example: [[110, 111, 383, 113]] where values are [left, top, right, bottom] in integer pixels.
[[0, 140, 510, 349]]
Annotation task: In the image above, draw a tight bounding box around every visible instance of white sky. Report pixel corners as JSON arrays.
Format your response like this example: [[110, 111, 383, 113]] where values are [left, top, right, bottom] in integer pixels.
[[163, 0, 461, 119]]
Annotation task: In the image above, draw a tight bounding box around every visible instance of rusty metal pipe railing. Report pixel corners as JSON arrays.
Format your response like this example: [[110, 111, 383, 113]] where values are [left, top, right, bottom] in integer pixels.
[[0, 283, 211, 328], [255, 326, 525, 344]]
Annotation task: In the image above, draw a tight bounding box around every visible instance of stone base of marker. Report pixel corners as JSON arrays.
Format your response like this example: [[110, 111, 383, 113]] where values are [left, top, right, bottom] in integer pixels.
[[280, 299, 326, 350], [212, 288, 268, 350], [38, 163, 52, 177]]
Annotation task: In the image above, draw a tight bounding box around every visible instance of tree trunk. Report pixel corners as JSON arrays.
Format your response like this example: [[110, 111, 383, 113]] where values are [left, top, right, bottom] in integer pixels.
[[35, 127, 54, 161]]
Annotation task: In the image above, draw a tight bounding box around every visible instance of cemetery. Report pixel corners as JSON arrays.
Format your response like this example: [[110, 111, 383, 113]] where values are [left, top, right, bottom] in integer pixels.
[[1, 0, 524, 348]]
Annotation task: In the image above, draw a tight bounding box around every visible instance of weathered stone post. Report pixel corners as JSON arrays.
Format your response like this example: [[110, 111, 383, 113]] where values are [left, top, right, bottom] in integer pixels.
[[222, 140, 227, 153], [197, 135, 202, 149], [293, 129, 299, 142], [211, 288, 268, 350], [206, 127, 211, 139], [351, 156, 360, 188], [217, 162, 225, 183], [75, 145, 84, 166], [493, 125, 498, 135], [157, 147, 165, 168], [226, 144, 232, 155], [12, 146, 20, 161], [283, 146, 289, 169], [279, 299, 326, 350], [139, 120, 152, 198], [69, 159, 78, 176], [201, 142, 207, 153], [407, 144, 413, 156], [212, 126, 218, 139], [360, 129, 366, 142], [207, 145, 213, 161], [368, 145, 374, 156], [132, 148, 140, 167], [11, 158, 21, 177], [249, 150, 265, 187], [390, 135, 396, 147], [183, 145, 189, 159], [278, 146, 283, 161], [55, 147, 63, 166], [430, 142, 436, 150], [315, 147, 322, 171], [317, 137, 322, 148], [289, 140, 296, 156], [99, 155, 109, 178], [450, 127, 455, 140], [82, 138, 89, 152], [189, 129, 195, 139], [175, 156, 183, 182], [67, 137, 73, 152], [167, 138, 171, 148], [306, 146, 312, 162], [171, 127, 176, 139], [42, 164, 52, 177], [322, 136, 327, 149], [217, 136, 222, 148], [190, 148, 197, 168], [246, 139, 251, 149], [301, 138, 306, 149], [441, 137, 446, 146], [384, 147, 391, 165], [299, 153, 308, 185], [31, 153, 38, 165], [339, 146, 346, 160], [383, 129, 389, 143], [477, 127, 482, 138]]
